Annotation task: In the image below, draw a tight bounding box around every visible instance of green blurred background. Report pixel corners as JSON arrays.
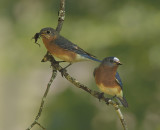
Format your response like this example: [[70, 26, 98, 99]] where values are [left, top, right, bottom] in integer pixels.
[[1, 0, 160, 130]]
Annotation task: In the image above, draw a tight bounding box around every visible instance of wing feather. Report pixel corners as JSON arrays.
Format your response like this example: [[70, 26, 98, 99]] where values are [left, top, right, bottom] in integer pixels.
[[54, 35, 97, 59], [115, 72, 123, 89]]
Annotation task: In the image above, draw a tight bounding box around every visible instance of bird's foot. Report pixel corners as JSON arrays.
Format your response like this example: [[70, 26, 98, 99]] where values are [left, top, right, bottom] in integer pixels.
[[59, 63, 72, 77], [51, 60, 66, 66], [105, 97, 110, 105], [59, 68, 67, 77], [104, 96, 117, 105], [98, 92, 104, 102]]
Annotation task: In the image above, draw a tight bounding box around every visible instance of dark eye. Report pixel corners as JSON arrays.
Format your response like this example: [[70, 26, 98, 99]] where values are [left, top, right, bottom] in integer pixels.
[[46, 30, 51, 34]]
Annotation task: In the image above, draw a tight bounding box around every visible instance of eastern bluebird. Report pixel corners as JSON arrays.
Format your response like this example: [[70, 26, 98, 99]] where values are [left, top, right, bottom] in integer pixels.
[[93, 57, 128, 107], [38, 27, 101, 66]]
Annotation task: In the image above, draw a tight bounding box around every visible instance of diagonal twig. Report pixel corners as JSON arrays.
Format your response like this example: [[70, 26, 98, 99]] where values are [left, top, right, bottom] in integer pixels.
[[47, 55, 128, 130], [26, 68, 57, 130]]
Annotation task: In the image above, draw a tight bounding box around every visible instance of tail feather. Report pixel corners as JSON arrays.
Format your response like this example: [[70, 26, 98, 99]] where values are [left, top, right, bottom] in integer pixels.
[[117, 96, 128, 108], [83, 55, 102, 62]]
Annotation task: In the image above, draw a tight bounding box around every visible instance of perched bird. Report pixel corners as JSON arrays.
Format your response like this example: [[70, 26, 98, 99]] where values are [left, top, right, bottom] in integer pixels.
[[93, 57, 128, 107], [38, 27, 101, 67]]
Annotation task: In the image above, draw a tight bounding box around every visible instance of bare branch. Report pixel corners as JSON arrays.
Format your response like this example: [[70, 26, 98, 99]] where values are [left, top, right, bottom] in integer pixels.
[[26, 0, 66, 129], [26, 69, 57, 130], [46, 54, 128, 130], [56, 0, 65, 33], [109, 101, 128, 130], [28, 0, 128, 129]]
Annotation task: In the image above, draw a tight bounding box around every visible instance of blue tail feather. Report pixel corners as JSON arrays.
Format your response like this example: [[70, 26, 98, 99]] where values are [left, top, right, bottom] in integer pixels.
[[83, 55, 102, 62], [116, 96, 128, 108]]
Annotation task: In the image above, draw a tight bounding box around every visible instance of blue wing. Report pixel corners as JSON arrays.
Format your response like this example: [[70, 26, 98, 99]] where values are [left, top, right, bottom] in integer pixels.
[[115, 72, 123, 89], [54, 35, 101, 62]]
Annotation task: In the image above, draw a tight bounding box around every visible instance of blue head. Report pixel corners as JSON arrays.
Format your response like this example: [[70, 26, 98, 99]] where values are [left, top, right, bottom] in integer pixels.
[[101, 57, 122, 67]]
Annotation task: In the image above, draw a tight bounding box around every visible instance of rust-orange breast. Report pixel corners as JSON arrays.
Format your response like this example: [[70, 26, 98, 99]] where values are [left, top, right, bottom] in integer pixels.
[[94, 65, 122, 97], [42, 36, 77, 62]]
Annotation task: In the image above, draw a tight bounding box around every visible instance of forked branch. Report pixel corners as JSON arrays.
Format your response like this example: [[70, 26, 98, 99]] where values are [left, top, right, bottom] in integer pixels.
[[27, 0, 128, 129]]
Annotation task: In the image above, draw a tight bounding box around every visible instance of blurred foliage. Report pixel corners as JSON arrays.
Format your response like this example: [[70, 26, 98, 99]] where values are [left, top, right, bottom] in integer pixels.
[[1, 0, 160, 130], [44, 89, 97, 130]]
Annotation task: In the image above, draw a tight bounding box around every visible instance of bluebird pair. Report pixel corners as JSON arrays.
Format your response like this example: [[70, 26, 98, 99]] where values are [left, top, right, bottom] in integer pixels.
[[34, 27, 128, 107]]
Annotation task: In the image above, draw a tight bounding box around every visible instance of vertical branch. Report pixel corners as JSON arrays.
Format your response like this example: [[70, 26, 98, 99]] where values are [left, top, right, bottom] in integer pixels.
[[56, 0, 65, 33], [27, 0, 66, 129], [109, 101, 128, 130]]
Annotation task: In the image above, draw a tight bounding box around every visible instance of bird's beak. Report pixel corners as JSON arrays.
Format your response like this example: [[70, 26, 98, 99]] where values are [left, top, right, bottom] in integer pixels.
[[40, 33, 45, 37], [40, 32, 50, 39], [39, 30, 45, 36], [116, 61, 122, 65]]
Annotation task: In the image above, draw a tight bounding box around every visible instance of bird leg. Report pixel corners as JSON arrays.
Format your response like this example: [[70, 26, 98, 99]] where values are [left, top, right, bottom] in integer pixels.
[[63, 63, 72, 69], [59, 63, 72, 77]]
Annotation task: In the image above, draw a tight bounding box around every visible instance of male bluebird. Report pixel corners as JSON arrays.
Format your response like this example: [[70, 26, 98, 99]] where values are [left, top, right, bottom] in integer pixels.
[[93, 57, 128, 107], [38, 27, 101, 66]]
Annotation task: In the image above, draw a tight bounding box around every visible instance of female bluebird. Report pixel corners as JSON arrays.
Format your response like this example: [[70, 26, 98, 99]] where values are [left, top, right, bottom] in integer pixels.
[[38, 27, 101, 65], [93, 57, 128, 107]]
